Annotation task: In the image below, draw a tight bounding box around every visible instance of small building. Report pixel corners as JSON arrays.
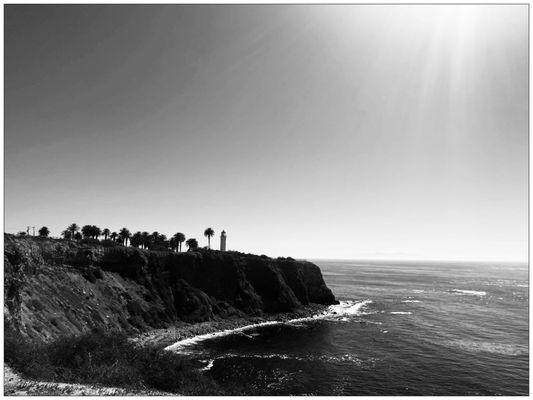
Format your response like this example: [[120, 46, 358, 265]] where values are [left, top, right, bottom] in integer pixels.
[[220, 230, 226, 251]]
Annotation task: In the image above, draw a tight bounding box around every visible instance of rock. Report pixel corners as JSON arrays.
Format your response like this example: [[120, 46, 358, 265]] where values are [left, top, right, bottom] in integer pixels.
[[4, 235, 337, 342]]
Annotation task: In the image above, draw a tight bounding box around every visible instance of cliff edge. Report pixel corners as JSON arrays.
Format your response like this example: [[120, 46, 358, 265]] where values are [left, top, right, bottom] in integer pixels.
[[4, 235, 337, 342]]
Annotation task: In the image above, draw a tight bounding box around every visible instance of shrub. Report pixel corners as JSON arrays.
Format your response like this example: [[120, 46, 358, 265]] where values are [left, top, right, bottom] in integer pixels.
[[4, 329, 237, 395], [100, 239, 121, 248]]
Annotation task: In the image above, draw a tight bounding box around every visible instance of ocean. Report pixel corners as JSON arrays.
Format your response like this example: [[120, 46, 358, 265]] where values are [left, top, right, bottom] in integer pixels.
[[170, 260, 529, 395]]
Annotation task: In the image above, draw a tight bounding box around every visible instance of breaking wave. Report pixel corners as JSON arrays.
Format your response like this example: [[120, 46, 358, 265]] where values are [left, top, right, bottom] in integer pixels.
[[451, 289, 487, 296], [166, 300, 372, 354]]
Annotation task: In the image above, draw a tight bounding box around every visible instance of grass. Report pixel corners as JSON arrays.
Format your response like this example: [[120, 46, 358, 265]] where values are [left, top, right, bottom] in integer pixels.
[[5, 328, 242, 395]]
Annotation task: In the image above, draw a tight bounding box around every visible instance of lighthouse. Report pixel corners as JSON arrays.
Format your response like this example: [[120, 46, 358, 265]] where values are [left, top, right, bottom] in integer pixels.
[[220, 230, 227, 251]]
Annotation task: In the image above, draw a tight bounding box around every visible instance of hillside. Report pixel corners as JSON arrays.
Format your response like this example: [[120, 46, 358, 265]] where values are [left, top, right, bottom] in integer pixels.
[[4, 235, 337, 342]]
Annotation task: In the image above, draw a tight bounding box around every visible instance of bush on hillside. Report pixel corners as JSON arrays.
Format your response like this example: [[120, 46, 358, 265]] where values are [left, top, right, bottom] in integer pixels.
[[4, 329, 241, 395]]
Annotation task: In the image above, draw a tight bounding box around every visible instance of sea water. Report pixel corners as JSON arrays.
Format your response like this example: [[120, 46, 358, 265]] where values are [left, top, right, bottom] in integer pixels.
[[169, 260, 529, 395]]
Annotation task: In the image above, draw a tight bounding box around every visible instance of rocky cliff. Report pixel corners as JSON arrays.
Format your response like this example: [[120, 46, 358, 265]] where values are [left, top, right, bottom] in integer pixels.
[[4, 235, 337, 342]]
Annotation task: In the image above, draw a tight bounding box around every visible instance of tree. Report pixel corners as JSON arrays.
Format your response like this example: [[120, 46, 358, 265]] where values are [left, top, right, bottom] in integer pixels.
[[174, 232, 186, 252], [119, 228, 131, 246], [169, 237, 177, 251], [110, 232, 118, 242], [204, 228, 215, 249], [74, 232, 82, 241], [61, 230, 72, 240], [38, 226, 50, 237], [81, 225, 93, 239], [92, 226, 102, 239], [186, 238, 198, 250], [102, 228, 110, 240], [141, 232, 150, 249], [17, 231, 27, 237], [130, 231, 143, 248], [67, 223, 79, 240]]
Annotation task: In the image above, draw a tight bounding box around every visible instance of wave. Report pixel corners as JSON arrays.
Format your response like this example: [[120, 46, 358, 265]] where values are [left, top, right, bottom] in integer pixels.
[[451, 289, 486, 296], [390, 311, 412, 315], [401, 300, 420, 303], [329, 300, 372, 315], [212, 352, 372, 366], [166, 300, 372, 354], [447, 340, 527, 356], [200, 359, 215, 371]]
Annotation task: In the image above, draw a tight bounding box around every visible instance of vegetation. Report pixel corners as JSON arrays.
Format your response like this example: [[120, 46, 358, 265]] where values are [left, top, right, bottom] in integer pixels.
[[119, 228, 131, 246], [81, 225, 101, 239], [4, 329, 240, 395], [12, 223, 223, 253], [130, 231, 143, 248], [174, 232, 186, 252], [186, 238, 198, 250], [204, 228, 215, 249], [67, 223, 80, 239]]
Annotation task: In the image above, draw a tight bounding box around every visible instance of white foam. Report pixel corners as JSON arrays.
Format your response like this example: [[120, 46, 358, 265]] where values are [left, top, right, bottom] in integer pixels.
[[412, 289, 425, 293], [200, 359, 215, 371], [166, 300, 372, 354], [329, 300, 372, 315], [451, 289, 486, 296], [449, 340, 527, 356], [401, 300, 420, 303], [165, 320, 280, 353], [390, 311, 412, 315]]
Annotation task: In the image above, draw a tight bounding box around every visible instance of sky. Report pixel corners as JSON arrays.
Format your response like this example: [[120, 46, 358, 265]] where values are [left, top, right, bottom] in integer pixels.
[[4, 5, 528, 261]]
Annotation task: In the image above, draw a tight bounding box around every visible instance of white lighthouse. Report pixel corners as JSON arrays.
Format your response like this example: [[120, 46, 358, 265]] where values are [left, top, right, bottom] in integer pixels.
[[220, 230, 226, 251]]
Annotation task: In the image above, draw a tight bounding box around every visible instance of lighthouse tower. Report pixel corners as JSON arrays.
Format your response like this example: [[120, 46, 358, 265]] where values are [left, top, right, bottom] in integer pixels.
[[220, 230, 227, 251]]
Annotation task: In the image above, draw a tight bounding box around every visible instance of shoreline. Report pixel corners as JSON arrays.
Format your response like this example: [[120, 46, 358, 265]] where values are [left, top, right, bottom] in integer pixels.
[[4, 304, 334, 396], [133, 303, 330, 349], [3, 366, 172, 396]]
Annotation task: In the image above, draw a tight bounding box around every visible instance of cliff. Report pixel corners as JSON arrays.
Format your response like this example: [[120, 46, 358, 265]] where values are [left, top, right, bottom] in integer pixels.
[[4, 235, 337, 342]]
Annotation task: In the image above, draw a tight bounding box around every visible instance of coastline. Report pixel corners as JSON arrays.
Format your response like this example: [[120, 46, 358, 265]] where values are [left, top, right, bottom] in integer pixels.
[[133, 303, 330, 349], [3, 366, 172, 396], [5, 304, 330, 396]]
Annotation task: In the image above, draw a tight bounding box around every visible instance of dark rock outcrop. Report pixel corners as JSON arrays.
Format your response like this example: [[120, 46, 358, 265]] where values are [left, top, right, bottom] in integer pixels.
[[4, 235, 337, 342]]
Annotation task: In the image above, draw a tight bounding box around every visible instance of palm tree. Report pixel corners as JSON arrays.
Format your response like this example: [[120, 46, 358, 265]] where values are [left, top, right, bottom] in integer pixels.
[[119, 228, 131, 246], [38, 226, 50, 237], [67, 223, 79, 240], [81, 225, 93, 239], [102, 228, 110, 240], [92, 226, 102, 239], [110, 232, 118, 242], [61, 230, 72, 240], [130, 231, 143, 248], [141, 231, 150, 249], [204, 228, 215, 249], [74, 232, 82, 241], [186, 238, 198, 251], [169, 237, 177, 251], [174, 232, 185, 252]]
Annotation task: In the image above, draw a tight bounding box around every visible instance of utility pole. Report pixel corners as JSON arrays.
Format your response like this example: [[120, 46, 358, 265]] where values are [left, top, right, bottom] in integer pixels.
[[32, 226, 35, 236]]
